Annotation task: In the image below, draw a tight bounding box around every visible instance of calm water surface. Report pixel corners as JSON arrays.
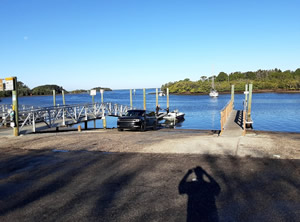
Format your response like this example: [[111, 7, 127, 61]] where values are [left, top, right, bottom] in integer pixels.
[[1, 89, 300, 133]]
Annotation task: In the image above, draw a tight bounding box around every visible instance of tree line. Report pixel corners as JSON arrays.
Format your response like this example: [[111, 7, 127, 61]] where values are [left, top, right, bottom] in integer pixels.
[[161, 68, 300, 94]]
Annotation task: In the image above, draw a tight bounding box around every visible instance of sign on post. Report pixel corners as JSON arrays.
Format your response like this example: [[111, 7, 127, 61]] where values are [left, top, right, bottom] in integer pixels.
[[5, 77, 15, 91], [90, 90, 96, 96], [0, 79, 3, 91]]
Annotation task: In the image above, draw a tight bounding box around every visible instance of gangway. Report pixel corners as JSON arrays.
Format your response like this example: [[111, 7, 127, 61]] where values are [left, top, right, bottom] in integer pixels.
[[0, 102, 130, 133]]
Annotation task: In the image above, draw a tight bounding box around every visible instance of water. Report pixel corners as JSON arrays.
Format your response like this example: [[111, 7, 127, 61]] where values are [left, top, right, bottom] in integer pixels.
[[1, 90, 300, 133]]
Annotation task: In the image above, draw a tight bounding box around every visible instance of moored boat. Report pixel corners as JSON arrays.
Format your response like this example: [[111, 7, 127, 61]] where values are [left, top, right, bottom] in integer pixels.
[[209, 76, 219, 97], [163, 110, 185, 121], [158, 91, 165, 96], [209, 89, 219, 97]]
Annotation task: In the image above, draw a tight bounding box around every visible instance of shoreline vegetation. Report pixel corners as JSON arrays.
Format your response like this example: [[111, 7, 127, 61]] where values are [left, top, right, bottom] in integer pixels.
[[170, 89, 300, 95], [161, 68, 300, 95], [0, 83, 112, 97]]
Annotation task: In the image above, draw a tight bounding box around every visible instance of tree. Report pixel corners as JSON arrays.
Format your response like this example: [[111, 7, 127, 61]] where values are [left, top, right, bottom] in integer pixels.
[[31, 85, 65, 95], [200, 76, 207, 82], [216, 72, 228, 82], [245, 72, 256, 80], [17, 81, 31, 96]]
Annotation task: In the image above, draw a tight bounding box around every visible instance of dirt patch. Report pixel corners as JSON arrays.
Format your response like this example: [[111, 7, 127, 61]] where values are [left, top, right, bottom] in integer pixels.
[[0, 129, 299, 159]]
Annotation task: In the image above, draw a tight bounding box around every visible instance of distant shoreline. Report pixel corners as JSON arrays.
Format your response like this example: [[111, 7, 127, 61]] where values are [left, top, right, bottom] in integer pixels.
[[1, 89, 300, 99], [170, 89, 300, 95]]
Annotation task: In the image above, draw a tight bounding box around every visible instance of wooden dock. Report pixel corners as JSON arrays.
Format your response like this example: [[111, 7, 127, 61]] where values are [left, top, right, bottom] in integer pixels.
[[221, 110, 244, 136]]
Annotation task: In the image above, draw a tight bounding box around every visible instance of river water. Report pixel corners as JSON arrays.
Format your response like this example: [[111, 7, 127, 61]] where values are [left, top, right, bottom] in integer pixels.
[[1, 89, 300, 133]]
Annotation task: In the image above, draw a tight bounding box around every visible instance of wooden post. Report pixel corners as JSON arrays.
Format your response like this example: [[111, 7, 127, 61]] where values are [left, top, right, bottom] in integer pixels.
[[102, 107, 106, 129], [156, 88, 158, 107], [53, 90, 56, 106], [143, 88, 146, 110], [130, 89, 132, 109], [12, 77, 19, 136], [245, 84, 248, 103], [100, 89, 104, 103], [167, 88, 169, 110], [248, 83, 253, 118], [102, 116, 107, 129], [231, 85, 234, 104], [62, 90, 66, 105]]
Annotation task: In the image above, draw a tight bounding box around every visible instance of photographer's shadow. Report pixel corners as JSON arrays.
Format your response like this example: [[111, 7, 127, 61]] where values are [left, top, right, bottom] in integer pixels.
[[179, 166, 221, 222]]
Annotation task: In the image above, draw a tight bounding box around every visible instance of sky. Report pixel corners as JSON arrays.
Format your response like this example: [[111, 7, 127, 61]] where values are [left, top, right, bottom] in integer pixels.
[[0, 0, 299, 90]]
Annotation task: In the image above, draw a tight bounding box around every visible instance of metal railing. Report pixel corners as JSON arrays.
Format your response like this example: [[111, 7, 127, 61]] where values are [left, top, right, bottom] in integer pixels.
[[0, 102, 130, 132]]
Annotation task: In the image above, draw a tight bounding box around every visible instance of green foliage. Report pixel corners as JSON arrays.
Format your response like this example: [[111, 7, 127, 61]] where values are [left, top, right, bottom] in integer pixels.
[[18, 81, 31, 96], [216, 72, 228, 82], [161, 68, 300, 94], [92, 87, 112, 91], [0, 80, 113, 98], [70, 89, 88, 94], [0, 81, 31, 97], [31, 85, 65, 95]]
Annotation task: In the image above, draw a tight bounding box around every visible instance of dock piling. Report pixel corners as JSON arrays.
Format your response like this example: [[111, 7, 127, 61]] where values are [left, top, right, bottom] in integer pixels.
[[248, 83, 253, 119], [130, 89, 133, 109], [53, 90, 56, 106], [245, 84, 248, 103], [156, 88, 158, 107], [62, 90, 66, 105], [100, 89, 104, 103], [143, 88, 146, 110], [231, 85, 234, 106], [167, 88, 169, 110]]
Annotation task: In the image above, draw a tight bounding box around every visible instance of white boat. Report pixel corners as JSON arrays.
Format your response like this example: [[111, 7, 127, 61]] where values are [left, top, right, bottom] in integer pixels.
[[209, 76, 219, 97], [158, 91, 165, 96], [163, 110, 185, 121], [209, 89, 219, 97]]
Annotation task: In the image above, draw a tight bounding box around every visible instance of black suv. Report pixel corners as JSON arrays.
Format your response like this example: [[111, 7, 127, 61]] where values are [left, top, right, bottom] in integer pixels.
[[117, 109, 157, 131]]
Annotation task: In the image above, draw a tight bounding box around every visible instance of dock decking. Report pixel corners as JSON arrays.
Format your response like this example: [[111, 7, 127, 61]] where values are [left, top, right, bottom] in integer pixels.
[[221, 110, 244, 136]]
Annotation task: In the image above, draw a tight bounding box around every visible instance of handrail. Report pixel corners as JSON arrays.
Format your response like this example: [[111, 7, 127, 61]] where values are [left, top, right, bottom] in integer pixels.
[[221, 100, 232, 112], [220, 99, 233, 134], [242, 100, 247, 136], [1, 102, 131, 131]]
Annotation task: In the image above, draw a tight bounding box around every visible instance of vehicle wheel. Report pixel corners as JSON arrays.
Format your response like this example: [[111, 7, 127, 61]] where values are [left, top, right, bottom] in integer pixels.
[[118, 128, 123, 131], [153, 122, 157, 130], [140, 124, 145, 132]]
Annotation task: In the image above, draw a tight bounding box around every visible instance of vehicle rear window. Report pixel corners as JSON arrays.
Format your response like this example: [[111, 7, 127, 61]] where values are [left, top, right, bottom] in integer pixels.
[[125, 110, 145, 117]]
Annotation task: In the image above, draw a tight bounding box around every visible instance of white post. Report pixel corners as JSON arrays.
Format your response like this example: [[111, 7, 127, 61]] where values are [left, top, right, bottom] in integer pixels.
[[32, 112, 36, 133]]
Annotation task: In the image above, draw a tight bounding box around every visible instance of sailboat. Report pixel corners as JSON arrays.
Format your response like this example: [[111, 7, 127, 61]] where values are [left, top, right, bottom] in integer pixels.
[[209, 76, 219, 97]]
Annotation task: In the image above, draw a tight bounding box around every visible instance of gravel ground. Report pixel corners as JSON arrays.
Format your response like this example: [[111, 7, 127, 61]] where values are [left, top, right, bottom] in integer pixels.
[[0, 129, 299, 159]]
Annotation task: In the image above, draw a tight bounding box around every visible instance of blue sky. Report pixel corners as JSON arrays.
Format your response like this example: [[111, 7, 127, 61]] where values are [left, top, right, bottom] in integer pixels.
[[0, 0, 299, 90]]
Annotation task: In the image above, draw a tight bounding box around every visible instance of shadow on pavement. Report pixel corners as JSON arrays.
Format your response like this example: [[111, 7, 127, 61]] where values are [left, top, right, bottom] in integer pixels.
[[179, 166, 221, 222]]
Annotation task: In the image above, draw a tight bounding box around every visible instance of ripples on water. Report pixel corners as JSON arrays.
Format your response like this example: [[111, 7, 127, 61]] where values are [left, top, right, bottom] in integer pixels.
[[1, 89, 300, 133]]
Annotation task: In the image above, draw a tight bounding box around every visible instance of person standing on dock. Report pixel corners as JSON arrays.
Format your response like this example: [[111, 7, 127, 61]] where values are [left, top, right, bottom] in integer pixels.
[[156, 104, 161, 115]]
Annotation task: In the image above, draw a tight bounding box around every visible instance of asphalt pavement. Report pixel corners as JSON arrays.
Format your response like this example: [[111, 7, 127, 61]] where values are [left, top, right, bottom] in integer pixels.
[[0, 148, 299, 222]]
